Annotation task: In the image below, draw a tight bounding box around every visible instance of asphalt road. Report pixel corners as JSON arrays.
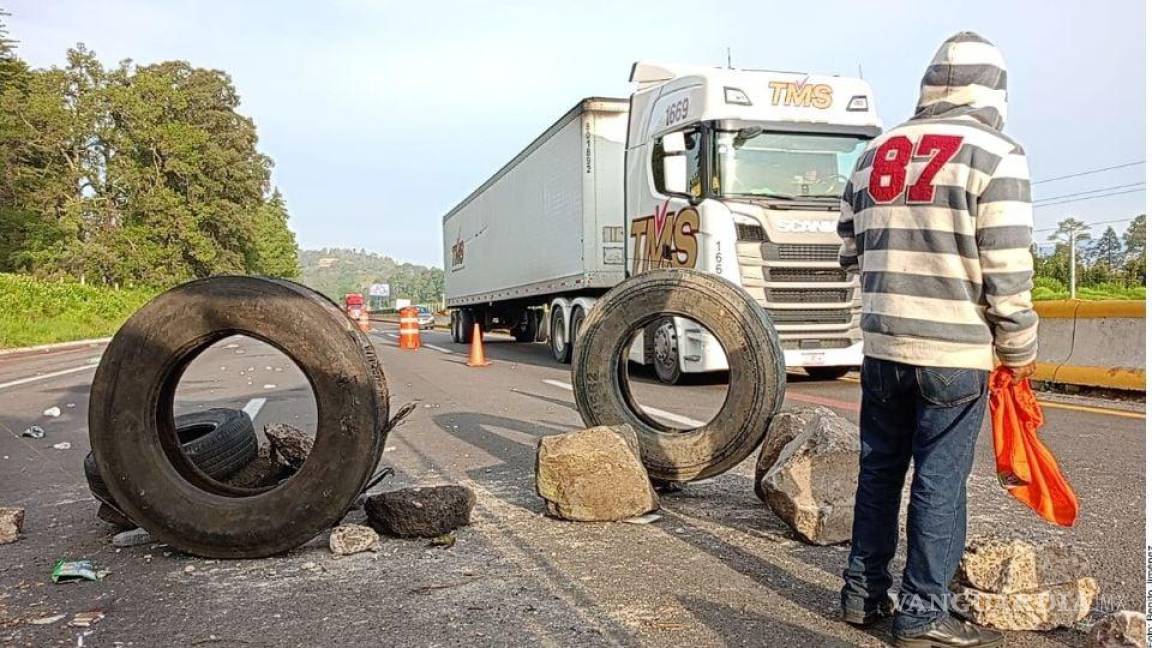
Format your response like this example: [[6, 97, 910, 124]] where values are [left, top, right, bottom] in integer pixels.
[[0, 327, 1144, 647]]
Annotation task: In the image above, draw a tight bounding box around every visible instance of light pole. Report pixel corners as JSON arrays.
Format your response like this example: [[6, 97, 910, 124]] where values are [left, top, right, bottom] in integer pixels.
[[1065, 225, 1089, 299]]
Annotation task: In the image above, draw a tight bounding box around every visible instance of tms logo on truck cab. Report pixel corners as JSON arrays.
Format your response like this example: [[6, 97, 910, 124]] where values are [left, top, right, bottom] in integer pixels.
[[768, 81, 833, 109], [630, 200, 700, 274]]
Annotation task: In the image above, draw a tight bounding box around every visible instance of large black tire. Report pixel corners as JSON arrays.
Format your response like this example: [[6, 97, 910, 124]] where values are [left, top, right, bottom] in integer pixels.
[[459, 309, 475, 345], [85, 408, 258, 517], [571, 270, 786, 482], [512, 310, 538, 343], [804, 366, 852, 380], [88, 276, 390, 558], [550, 307, 571, 364], [449, 311, 460, 343]]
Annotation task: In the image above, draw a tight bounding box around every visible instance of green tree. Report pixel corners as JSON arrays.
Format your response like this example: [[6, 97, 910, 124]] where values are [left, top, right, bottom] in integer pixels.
[[1123, 214, 1145, 260], [248, 189, 298, 278], [1090, 226, 1124, 271]]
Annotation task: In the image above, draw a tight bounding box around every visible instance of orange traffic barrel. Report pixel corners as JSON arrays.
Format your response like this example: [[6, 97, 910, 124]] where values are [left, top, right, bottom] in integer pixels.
[[399, 307, 421, 350], [358, 310, 371, 333]]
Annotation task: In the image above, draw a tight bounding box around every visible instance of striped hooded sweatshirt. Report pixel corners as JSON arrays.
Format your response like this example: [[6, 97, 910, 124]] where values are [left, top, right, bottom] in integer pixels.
[[838, 32, 1037, 371]]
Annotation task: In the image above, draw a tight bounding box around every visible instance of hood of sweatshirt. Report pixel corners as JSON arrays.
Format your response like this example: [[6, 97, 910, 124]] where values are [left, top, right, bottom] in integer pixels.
[[913, 32, 1008, 131]]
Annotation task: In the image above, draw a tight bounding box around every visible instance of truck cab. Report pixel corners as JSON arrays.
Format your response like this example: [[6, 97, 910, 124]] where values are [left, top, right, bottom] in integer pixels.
[[624, 62, 881, 380]]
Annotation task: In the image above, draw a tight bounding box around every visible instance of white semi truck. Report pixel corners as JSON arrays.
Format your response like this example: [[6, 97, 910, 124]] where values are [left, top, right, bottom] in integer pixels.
[[442, 62, 881, 382]]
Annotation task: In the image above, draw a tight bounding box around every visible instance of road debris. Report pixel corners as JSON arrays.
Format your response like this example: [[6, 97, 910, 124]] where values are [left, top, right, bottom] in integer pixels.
[[365, 485, 475, 538], [1086, 610, 1145, 647], [328, 524, 379, 555], [952, 535, 1097, 630], [184, 565, 196, 574], [622, 513, 662, 525], [0, 507, 24, 544], [112, 528, 153, 548], [20, 425, 44, 439], [958, 535, 1091, 594], [28, 614, 66, 625], [43, 406, 61, 417], [428, 533, 456, 549], [51, 560, 101, 583], [535, 425, 658, 522], [265, 423, 313, 469], [68, 611, 105, 628], [754, 407, 858, 545], [224, 442, 288, 488], [52, 442, 71, 450]]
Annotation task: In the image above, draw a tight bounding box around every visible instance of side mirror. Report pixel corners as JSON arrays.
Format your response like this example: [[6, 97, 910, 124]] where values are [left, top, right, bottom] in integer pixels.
[[663, 154, 688, 194], [660, 131, 688, 195]]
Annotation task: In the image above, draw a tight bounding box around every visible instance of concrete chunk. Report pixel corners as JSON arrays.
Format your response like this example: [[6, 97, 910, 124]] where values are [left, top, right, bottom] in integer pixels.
[[1086, 610, 1146, 648], [952, 577, 1097, 631], [755, 407, 859, 545], [535, 425, 658, 522], [365, 486, 475, 538], [958, 535, 1091, 593], [0, 507, 24, 544], [328, 524, 379, 555]]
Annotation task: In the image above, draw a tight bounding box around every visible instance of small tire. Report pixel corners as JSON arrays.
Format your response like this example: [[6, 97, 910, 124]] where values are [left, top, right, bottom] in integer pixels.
[[512, 310, 537, 343], [85, 408, 258, 515], [550, 306, 571, 364], [571, 269, 786, 482], [88, 276, 390, 558], [804, 366, 852, 380]]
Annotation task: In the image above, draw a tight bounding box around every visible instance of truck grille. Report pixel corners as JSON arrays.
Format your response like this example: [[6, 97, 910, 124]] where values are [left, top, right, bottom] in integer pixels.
[[762, 243, 840, 262], [764, 267, 848, 283], [780, 339, 853, 350], [765, 288, 849, 304], [767, 309, 852, 324]]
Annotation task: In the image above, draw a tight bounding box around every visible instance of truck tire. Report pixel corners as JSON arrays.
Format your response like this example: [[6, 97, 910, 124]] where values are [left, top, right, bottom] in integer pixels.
[[804, 366, 852, 380], [512, 310, 538, 343], [449, 311, 459, 343], [85, 408, 258, 515], [571, 269, 786, 482], [550, 307, 571, 364], [459, 309, 475, 345], [88, 276, 390, 559], [651, 318, 682, 385]]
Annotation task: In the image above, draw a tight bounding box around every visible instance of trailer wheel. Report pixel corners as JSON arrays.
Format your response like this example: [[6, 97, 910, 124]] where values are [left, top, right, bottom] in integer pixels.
[[550, 307, 571, 364], [571, 269, 785, 482], [450, 311, 460, 343], [457, 309, 475, 344], [88, 276, 390, 558], [512, 310, 538, 343]]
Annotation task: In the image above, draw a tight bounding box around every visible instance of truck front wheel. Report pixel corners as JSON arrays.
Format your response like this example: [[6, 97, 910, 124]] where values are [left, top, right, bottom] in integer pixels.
[[549, 307, 571, 363], [651, 318, 682, 385]]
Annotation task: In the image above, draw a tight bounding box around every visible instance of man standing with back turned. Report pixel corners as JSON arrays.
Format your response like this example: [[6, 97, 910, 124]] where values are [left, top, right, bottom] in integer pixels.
[[837, 32, 1037, 648]]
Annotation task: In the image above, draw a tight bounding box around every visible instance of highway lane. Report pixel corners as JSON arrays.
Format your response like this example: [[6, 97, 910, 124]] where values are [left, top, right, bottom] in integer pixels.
[[0, 328, 1144, 647]]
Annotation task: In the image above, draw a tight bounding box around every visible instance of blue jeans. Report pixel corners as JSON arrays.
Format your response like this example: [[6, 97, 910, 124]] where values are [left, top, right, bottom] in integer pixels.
[[841, 357, 989, 638]]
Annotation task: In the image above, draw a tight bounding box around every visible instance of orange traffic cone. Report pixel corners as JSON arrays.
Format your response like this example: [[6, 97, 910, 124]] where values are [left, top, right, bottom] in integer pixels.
[[466, 322, 490, 367], [359, 310, 371, 333], [399, 307, 421, 350]]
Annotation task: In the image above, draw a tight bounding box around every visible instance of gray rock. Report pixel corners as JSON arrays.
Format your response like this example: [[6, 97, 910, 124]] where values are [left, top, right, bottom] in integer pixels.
[[265, 424, 313, 469], [535, 425, 659, 522], [365, 485, 475, 538], [0, 507, 24, 544], [952, 578, 1097, 631], [755, 407, 859, 545], [226, 442, 289, 488], [112, 528, 153, 548], [1086, 611, 1146, 648], [328, 524, 379, 555], [958, 535, 1091, 594]]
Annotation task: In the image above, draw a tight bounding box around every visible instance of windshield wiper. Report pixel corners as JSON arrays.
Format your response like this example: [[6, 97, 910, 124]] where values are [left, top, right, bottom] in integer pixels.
[[726, 192, 795, 201]]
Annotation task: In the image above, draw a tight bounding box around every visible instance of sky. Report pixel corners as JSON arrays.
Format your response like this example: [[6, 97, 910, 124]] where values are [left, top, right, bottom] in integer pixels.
[[8, 0, 1147, 267]]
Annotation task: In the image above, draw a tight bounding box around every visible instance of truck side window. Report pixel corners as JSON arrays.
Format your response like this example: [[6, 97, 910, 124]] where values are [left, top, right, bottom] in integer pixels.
[[651, 128, 702, 199]]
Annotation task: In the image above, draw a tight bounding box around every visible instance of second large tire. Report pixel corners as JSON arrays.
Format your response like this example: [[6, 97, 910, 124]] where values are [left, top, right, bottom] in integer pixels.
[[571, 269, 786, 482], [88, 276, 390, 558]]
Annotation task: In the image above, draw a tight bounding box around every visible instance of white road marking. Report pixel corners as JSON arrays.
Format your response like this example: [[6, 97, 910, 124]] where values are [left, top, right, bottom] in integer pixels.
[[386, 333, 399, 339], [423, 343, 455, 354], [0, 358, 100, 391], [540, 379, 708, 428], [242, 398, 266, 422]]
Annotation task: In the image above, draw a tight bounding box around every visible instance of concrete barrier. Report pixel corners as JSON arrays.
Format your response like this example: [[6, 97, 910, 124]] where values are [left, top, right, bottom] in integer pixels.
[[1033, 300, 1145, 391]]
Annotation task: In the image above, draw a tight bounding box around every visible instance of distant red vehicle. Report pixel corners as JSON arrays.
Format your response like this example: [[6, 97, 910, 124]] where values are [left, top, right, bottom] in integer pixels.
[[344, 293, 364, 319]]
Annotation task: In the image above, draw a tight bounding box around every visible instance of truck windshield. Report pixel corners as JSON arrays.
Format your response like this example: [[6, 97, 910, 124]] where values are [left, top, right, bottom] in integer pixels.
[[714, 130, 870, 201]]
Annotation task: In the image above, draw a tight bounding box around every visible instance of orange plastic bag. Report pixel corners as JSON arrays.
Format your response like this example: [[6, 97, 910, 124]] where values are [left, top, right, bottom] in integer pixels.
[[988, 367, 1079, 526]]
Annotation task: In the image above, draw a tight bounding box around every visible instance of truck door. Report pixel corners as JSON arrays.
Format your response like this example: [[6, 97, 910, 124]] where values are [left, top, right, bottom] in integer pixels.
[[627, 126, 703, 276]]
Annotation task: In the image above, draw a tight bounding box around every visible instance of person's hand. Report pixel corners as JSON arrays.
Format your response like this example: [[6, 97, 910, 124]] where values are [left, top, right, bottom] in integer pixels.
[[1006, 361, 1036, 385]]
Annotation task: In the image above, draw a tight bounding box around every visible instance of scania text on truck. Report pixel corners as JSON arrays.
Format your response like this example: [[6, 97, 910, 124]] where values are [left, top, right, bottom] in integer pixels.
[[442, 61, 881, 382]]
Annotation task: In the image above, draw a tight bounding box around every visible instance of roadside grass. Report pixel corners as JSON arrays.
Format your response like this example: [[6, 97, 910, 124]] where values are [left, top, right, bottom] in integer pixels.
[[1032, 277, 1146, 301], [0, 273, 157, 349]]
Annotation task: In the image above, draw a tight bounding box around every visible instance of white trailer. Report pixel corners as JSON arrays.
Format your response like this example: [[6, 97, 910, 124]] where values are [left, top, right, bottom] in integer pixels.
[[443, 63, 882, 382]]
